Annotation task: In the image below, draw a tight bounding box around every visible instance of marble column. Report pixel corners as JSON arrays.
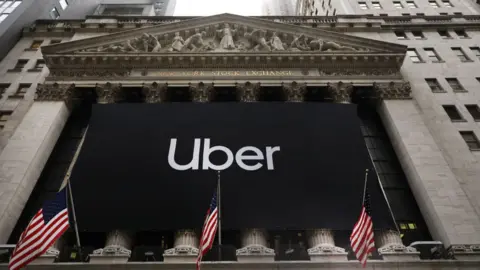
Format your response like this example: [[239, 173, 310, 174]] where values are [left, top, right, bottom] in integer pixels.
[[236, 82, 261, 102], [236, 229, 275, 262], [190, 82, 213, 102], [377, 230, 420, 261], [164, 230, 199, 263], [307, 229, 348, 262], [142, 82, 167, 103], [95, 83, 123, 104], [0, 84, 73, 243], [90, 230, 132, 264], [283, 81, 306, 102], [328, 81, 353, 103]]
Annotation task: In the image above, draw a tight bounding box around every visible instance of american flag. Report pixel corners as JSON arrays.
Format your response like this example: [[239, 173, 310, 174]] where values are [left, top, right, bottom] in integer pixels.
[[350, 186, 375, 267], [196, 190, 218, 270], [9, 188, 70, 270]]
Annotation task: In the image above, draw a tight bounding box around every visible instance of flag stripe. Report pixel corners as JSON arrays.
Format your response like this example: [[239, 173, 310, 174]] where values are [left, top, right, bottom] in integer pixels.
[[350, 186, 375, 268], [196, 191, 218, 270]]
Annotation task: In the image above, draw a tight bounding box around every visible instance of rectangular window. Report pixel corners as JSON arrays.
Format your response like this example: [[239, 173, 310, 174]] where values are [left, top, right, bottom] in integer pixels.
[[0, 110, 12, 129], [442, 0, 453, 7], [455, 29, 469, 38], [438, 30, 451, 38], [393, 1, 403, 8], [407, 49, 422, 63], [395, 31, 408, 39], [439, 12, 448, 15], [452, 47, 470, 61], [425, 78, 444, 92], [59, 0, 68, 10], [102, 6, 144, 15], [50, 7, 60, 19], [358, 2, 368, 9], [406, 1, 417, 8], [401, 13, 410, 16], [446, 78, 465, 91], [372, 2, 382, 9], [29, 40, 43, 50], [465, 105, 480, 121], [460, 131, 480, 150], [13, 83, 31, 98], [0, 84, 10, 97], [424, 48, 441, 62], [454, 12, 463, 15], [0, 14, 8, 22], [2, 1, 21, 14], [50, 40, 61, 44], [12, 59, 28, 70], [429, 1, 439, 8], [412, 31, 424, 39], [33, 59, 45, 70], [443, 105, 464, 121], [470, 47, 480, 60]]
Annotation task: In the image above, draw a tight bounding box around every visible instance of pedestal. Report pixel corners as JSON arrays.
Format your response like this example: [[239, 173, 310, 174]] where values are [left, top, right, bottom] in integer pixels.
[[448, 245, 480, 260], [236, 229, 275, 263], [164, 230, 199, 263], [307, 229, 348, 262], [377, 230, 420, 261], [90, 230, 132, 264]]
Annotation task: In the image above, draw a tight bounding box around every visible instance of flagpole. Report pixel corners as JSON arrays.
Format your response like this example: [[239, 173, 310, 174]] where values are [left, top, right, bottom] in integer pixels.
[[217, 170, 222, 261], [362, 169, 369, 203]]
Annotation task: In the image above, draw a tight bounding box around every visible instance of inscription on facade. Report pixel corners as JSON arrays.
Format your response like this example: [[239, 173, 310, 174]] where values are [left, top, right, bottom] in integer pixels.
[[149, 70, 297, 77]]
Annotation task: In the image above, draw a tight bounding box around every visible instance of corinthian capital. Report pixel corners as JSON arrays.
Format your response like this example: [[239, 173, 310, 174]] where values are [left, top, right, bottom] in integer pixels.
[[143, 82, 167, 103], [190, 82, 213, 103], [373, 81, 411, 100], [35, 83, 77, 106], [327, 81, 353, 103], [283, 81, 307, 102], [236, 82, 261, 102], [96, 83, 123, 104]]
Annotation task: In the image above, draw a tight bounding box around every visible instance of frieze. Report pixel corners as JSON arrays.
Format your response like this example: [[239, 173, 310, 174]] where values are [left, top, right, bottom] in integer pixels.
[[373, 81, 411, 100], [49, 69, 131, 78], [35, 83, 77, 106], [318, 68, 401, 77]]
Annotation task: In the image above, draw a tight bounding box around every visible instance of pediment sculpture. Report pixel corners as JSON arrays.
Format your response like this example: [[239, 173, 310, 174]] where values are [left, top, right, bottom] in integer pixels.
[[78, 23, 367, 54]]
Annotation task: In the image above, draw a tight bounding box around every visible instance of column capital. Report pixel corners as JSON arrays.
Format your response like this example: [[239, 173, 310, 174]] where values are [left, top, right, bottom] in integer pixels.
[[91, 230, 132, 263], [35, 83, 77, 107], [236, 82, 261, 102], [307, 229, 348, 262], [283, 81, 307, 102], [373, 81, 411, 100], [190, 82, 214, 102], [377, 230, 420, 261], [327, 81, 353, 103], [143, 82, 168, 103], [236, 229, 275, 262], [95, 83, 123, 104], [164, 230, 199, 263]]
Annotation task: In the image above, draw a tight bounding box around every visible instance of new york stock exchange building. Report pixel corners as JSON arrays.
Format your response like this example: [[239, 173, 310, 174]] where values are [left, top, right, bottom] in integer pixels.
[[1, 12, 480, 270]]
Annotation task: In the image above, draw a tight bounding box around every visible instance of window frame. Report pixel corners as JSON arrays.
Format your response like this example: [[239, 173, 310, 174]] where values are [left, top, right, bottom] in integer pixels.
[[412, 31, 425, 39], [406, 1, 418, 8], [438, 30, 451, 39], [465, 105, 480, 121], [393, 1, 403, 8], [460, 131, 480, 150], [424, 48, 442, 63], [425, 78, 444, 93], [454, 29, 469, 38], [407, 49, 422, 63], [446, 78, 465, 92], [442, 105, 464, 122], [358, 1, 368, 10], [451, 47, 471, 62]]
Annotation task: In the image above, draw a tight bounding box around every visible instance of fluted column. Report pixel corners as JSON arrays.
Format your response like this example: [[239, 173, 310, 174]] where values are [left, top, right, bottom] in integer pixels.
[[377, 230, 420, 261], [307, 229, 348, 262], [142, 82, 167, 103], [236, 82, 261, 102], [164, 230, 199, 263], [90, 230, 132, 264], [328, 81, 353, 103], [236, 229, 275, 262], [95, 83, 123, 104], [283, 81, 306, 102], [190, 82, 213, 102]]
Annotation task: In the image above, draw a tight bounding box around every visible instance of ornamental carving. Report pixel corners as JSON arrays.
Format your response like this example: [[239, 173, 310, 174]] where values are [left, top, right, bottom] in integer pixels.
[[190, 82, 214, 102], [283, 81, 307, 102], [50, 69, 131, 78], [373, 81, 411, 100], [35, 83, 76, 104], [96, 83, 124, 104], [142, 82, 168, 103], [236, 82, 261, 102], [328, 82, 354, 103], [319, 68, 400, 77]]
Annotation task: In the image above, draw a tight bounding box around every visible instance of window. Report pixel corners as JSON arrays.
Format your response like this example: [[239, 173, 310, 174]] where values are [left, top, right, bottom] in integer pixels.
[[372, 2, 382, 9], [453, 12, 463, 15], [443, 105, 464, 121], [0, 1, 21, 14], [0, 84, 10, 97], [395, 31, 408, 39], [452, 47, 470, 61], [29, 40, 43, 50], [0, 110, 12, 129], [406, 1, 417, 8], [455, 30, 469, 38], [11, 59, 28, 71], [446, 78, 464, 91], [442, 0, 453, 7], [438, 30, 451, 38], [439, 12, 448, 15], [102, 6, 144, 15], [425, 78, 444, 92], [429, 1, 439, 8], [50, 7, 60, 19], [59, 0, 68, 10], [401, 13, 410, 16], [407, 49, 422, 63], [358, 2, 368, 9], [424, 48, 441, 62], [33, 59, 45, 70], [412, 31, 424, 39], [465, 105, 480, 121], [393, 1, 403, 8], [470, 47, 480, 60], [0, 14, 7, 22], [12, 83, 30, 98], [416, 13, 425, 16], [50, 40, 61, 44], [460, 131, 480, 150]]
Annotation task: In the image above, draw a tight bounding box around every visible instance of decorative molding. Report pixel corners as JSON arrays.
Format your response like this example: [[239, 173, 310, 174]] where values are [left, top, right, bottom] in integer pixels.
[[283, 81, 307, 102], [318, 68, 401, 77], [35, 83, 77, 107], [92, 245, 132, 256], [142, 82, 168, 103], [447, 244, 480, 260], [49, 69, 131, 78], [96, 83, 124, 104], [190, 82, 214, 102], [373, 81, 411, 100], [236, 82, 261, 102], [377, 230, 420, 261], [328, 81, 353, 103]]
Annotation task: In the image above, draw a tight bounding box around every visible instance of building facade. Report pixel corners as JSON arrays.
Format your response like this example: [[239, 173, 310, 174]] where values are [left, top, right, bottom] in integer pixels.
[[0, 1, 480, 270], [262, 0, 296, 15]]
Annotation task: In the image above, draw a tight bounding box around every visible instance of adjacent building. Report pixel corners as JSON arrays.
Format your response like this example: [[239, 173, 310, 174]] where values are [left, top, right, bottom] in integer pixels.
[[262, 0, 296, 15]]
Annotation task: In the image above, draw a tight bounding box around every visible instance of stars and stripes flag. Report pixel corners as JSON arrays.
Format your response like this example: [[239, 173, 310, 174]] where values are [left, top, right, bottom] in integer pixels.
[[9, 187, 70, 270], [196, 190, 218, 270], [350, 185, 375, 267]]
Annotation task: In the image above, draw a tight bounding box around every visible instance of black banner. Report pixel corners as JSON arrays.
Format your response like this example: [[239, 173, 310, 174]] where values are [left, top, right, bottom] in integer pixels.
[[70, 103, 393, 231]]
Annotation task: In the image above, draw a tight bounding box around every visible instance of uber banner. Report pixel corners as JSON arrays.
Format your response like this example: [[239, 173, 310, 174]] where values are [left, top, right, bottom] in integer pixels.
[[70, 103, 393, 231]]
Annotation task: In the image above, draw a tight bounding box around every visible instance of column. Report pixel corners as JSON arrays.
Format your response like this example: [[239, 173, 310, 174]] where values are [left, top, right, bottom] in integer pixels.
[[236, 82, 261, 102], [142, 82, 167, 103], [379, 99, 480, 260], [283, 82, 307, 102], [377, 230, 420, 261], [164, 230, 199, 263], [327, 81, 353, 103], [90, 230, 132, 264], [307, 229, 348, 262], [190, 82, 213, 102], [95, 83, 123, 104], [236, 229, 275, 262], [0, 84, 73, 243]]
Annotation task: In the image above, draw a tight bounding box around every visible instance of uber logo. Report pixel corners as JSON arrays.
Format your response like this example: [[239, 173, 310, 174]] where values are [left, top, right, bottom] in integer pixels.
[[168, 138, 280, 171]]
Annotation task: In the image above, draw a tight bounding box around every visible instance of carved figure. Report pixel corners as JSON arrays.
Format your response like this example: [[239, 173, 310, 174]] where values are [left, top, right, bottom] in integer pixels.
[[268, 32, 285, 51], [183, 31, 207, 52], [244, 29, 271, 51], [309, 38, 356, 51], [289, 34, 309, 51], [169, 32, 185, 52], [216, 23, 237, 50]]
